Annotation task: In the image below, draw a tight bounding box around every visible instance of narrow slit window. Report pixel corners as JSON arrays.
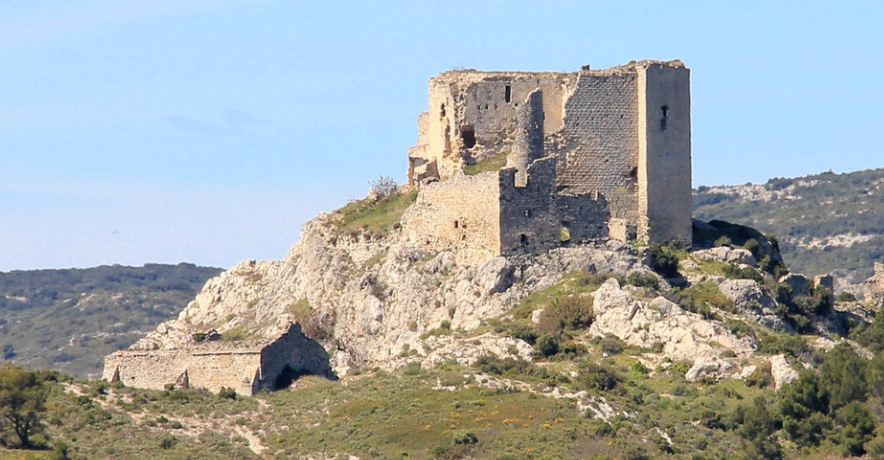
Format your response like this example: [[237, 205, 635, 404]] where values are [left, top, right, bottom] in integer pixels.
[[560, 222, 571, 244], [505, 85, 512, 103], [660, 105, 669, 131]]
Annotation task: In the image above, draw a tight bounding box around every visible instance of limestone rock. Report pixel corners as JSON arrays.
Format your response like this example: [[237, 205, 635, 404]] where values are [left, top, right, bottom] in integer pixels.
[[863, 262, 884, 308], [769, 354, 798, 390], [693, 247, 756, 266], [717, 279, 775, 314], [588, 278, 755, 381]]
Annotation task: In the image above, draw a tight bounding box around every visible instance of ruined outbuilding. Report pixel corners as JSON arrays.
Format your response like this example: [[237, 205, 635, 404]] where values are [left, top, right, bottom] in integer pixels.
[[402, 60, 692, 265], [102, 323, 334, 396]]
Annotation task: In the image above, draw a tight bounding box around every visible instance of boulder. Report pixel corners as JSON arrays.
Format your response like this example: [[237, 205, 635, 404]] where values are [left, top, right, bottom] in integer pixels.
[[692, 247, 756, 266]]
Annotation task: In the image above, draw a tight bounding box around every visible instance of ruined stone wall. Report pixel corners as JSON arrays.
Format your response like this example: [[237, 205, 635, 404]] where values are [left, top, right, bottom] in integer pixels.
[[637, 64, 692, 244], [414, 72, 575, 183], [507, 89, 546, 187], [408, 61, 692, 257], [498, 158, 559, 256], [102, 346, 263, 395], [401, 172, 502, 266], [557, 71, 640, 222], [556, 192, 610, 243], [257, 323, 335, 392]]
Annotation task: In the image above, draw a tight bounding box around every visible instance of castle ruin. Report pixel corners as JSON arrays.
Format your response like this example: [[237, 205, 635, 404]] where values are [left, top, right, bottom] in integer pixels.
[[103, 60, 693, 393], [402, 60, 692, 265]]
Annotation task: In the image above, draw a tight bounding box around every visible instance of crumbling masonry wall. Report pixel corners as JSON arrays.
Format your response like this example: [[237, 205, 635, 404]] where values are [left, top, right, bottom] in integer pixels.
[[401, 173, 502, 265], [102, 323, 333, 395], [557, 71, 640, 222], [406, 60, 692, 254], [102, 345, 263, 395]]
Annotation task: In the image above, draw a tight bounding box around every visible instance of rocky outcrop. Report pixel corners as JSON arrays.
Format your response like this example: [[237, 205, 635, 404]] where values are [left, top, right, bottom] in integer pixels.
[[120, 207, 831, 389], [716, 279, 787, 331], [588, 278, 756, 381], [863, 262, 884, 308], [692, 247, 756, 266], [133, 214, 644, 375]]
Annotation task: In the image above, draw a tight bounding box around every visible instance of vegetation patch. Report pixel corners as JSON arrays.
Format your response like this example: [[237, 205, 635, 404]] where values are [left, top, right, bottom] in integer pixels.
[[333, 190, 418, 237], [464, 150, 509, 176]]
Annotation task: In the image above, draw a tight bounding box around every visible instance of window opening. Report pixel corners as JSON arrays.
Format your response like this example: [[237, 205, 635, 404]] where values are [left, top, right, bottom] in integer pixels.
[[519, 234, 528, 246], [660, 105, 668, 131], [524, 209, 532, 218], [440, 103, 446, 117], [560, 222, 572, 244], [461, 125, 476, 148], [505, 85, 512, 103], [454, 221, 459, 229]]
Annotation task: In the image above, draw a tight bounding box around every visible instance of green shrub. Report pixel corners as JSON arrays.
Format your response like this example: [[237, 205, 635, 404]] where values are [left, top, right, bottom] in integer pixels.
[[535, 334, 560, 357], [218, 387, 237, 400], [464, 151, 508, 176], [452, 430, 478, 445], [834, 401, 875, 457], [721, 264, 763, 282], [742, 238, 760, 257], [579, 361, 622, 391], [502, 320, 538, 345], [537, 295, 593, 335], [837, 291, 857, 302], [599, 335, 625, 355], [744, 362, 774, 389], [714, 236, 732, 247], [648, 243, 680, 277], [473, 355, 548, 378], [402, 362, 423, 376], [159, 434, 178, 449], [625, 272, 659, 290], [677, 281, 735, 314]]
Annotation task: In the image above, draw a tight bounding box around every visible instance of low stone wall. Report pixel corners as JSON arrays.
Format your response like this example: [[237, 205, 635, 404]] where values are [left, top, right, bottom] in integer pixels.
[[103, 346, 262, 395], [102, 323, 335, 395]]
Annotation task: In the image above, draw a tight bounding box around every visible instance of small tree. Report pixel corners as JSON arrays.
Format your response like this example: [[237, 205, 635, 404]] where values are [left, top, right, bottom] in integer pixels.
[[0, 364, 50, 448], [369, 175, 398, 199]]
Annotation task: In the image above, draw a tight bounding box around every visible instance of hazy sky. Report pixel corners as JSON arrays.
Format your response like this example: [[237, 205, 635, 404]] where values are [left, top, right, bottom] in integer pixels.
[[2, 1, 883, 271]]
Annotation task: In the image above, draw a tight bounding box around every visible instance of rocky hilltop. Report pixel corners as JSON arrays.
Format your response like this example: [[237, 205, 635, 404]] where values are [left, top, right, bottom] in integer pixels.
[[123, 194, 847, 389]]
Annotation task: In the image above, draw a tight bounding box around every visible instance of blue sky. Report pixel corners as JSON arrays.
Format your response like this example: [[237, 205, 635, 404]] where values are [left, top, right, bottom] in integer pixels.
[[2, 1, 883, 271]]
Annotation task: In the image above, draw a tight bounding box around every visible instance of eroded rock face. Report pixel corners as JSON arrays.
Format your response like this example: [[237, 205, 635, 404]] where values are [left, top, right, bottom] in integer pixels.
[[692, 247, 756, 266], [863, 262, 884, 308], [125, 211, 825, 386], [588, 278, 756, 381], [769, 354, 799, 390], [132, 215, 644, 375]]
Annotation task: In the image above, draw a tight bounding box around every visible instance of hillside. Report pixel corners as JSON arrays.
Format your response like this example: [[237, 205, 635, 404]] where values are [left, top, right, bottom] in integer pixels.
[[0, 263, 222, 378], [52, 169, 881, 458], [693, 168, 884, 284], [9, 221, 884, 459]]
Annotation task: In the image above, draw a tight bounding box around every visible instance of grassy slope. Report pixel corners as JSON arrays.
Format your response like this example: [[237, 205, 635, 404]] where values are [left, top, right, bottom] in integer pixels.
[[693, 168, 884, 282], [0, 264, 221, 377], [10, 350, 772, 460]]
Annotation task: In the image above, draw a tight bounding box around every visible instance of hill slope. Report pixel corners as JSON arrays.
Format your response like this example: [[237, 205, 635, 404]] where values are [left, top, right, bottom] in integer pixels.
[[0, 263, 221, 377], [693, 167, 884, 284]]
